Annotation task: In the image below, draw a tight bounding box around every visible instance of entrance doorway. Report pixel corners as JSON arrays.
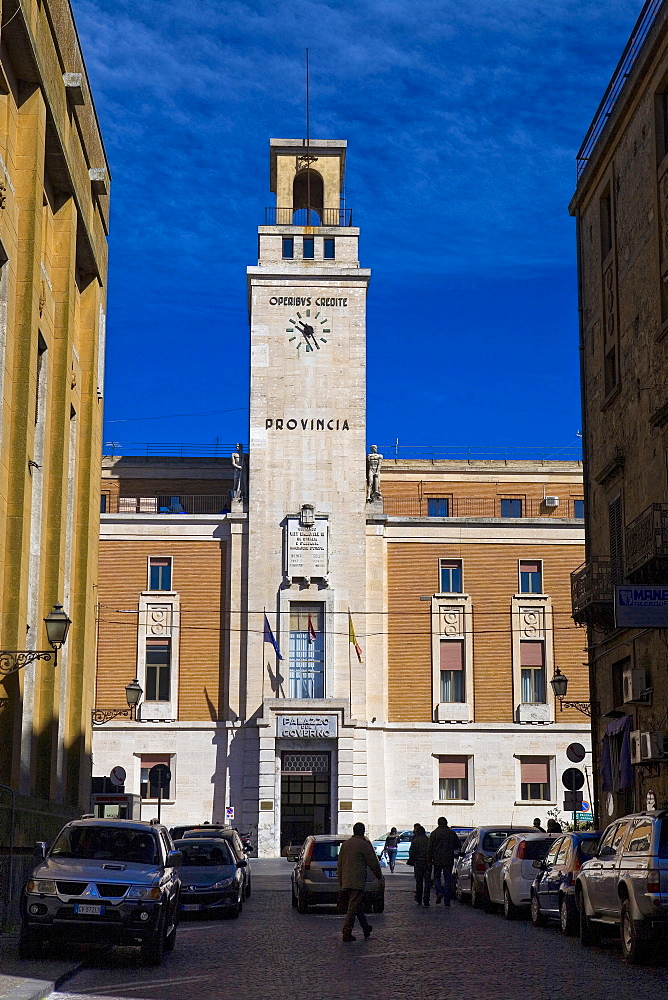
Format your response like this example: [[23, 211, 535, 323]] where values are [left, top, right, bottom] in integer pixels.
[[280, 751, 331, 849]]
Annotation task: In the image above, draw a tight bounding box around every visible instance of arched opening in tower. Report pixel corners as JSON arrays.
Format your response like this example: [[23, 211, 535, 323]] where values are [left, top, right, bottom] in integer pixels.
[[292, 169, 324, 225]]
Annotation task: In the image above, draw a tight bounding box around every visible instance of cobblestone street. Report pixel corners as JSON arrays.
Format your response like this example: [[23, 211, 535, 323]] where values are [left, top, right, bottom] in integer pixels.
[[40, 860, 668, 1000]]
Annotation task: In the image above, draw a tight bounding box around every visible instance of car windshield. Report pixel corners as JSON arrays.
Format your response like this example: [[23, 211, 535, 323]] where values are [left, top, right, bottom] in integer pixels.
[[50, 826, 159, 864], [482, 831, 513, 853], [578, 838, 600, 858], [175, 840, 234, 867], [311, 842, 342, 861], [523, 838, 553, 860]]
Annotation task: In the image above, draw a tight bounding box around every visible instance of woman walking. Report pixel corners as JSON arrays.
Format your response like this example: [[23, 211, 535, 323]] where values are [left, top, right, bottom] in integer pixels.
[[408, 824, 431, 906], [384, 827, 400, 873]]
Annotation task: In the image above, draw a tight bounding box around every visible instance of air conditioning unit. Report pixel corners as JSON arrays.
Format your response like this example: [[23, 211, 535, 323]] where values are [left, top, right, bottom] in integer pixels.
[[544, 496, 559, 508], [623, 667, 647, 704], [640, 732, 666, 762], [630, 731, 643, 765]]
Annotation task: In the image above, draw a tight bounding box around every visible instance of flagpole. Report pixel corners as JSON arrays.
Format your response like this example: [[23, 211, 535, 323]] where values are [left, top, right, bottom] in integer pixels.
[[348, 610, 352, 717]]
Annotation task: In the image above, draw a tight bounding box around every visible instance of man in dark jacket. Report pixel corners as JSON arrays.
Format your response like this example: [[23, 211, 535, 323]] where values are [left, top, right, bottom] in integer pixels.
[[337, 822, 383, 942], [408, 823, 431, 906], [426, 816, 461, 906]]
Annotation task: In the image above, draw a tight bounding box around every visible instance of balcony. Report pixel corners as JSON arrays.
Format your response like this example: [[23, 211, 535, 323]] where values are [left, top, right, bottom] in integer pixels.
[[264, 207, 353, 227], [625, 503, 668, 582], [101, 494, 230, 515], [571, 558, 614, 630], [383, 497, 583, 518]]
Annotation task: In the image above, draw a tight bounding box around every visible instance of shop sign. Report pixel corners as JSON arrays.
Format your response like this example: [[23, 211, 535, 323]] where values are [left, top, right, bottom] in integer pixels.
[[277, 714, 337, 738]]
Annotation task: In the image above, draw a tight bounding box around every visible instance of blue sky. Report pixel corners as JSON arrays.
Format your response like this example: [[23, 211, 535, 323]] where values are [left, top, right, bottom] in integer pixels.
[[73, 0, 643, 457]]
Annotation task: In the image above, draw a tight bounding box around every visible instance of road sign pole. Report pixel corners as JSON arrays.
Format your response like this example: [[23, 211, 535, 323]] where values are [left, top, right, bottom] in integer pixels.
[[585, 766, 594, 828]]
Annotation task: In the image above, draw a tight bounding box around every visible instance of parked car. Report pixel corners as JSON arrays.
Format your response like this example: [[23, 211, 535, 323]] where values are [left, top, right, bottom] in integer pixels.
[[372, 829, 416, 861], [174, 838, 246, 918], [483, 832, 560, 918], [19, 818, 181, 965], [291, 835, 384, 913], [454, 826, 534, 908], [530, 831, 600, 934], [176, 827, 252, 897], [285, 843, 304, 862], [575, 810, 668, 963]]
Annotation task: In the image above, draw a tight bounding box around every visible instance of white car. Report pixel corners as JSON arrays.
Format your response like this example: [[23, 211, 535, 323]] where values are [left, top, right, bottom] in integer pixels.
[[483, 832, 560, 919]]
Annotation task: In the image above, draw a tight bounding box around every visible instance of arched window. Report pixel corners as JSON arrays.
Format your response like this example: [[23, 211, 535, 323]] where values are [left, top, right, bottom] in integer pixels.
[[292, 169, 323, 225]]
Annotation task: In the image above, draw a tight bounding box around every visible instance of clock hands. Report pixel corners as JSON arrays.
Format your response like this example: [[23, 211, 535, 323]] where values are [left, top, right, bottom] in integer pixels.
[[296, 321, 320, 350]]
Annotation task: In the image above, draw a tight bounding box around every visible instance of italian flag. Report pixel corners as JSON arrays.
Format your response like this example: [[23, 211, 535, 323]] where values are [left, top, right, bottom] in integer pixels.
[[348, 611, 362, 663], [308, 614, 317, 643]]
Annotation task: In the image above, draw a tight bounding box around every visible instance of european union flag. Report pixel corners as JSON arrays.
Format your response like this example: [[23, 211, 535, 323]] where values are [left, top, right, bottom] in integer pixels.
[[263, 614, 283, 660]]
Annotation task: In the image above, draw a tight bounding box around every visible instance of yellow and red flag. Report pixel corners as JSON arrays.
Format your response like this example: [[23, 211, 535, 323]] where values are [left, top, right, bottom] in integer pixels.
[[348, 611, 362, 663]]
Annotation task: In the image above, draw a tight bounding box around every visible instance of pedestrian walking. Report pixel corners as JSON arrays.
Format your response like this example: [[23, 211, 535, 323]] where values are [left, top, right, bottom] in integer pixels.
[[337, 822, 383, 942], [426, 816, 461, 906], [384, 827, 400, 873], [408, 823, 431, 906], [533, 817, 546, 832]]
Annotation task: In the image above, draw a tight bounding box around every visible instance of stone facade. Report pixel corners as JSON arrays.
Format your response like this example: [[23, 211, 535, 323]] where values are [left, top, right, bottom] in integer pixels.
[[0, 0, 109, 840], [570, 5, 668, 822]]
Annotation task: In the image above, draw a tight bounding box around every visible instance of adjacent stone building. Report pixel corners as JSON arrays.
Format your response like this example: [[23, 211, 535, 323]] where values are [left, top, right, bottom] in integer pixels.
[[570, 4, 668, 822], [0, 0, 109, 850], [92, 138, 589, 853]]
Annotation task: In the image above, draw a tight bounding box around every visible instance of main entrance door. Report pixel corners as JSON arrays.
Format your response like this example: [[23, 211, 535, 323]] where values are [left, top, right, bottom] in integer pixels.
[[280, 752, 331, 849]]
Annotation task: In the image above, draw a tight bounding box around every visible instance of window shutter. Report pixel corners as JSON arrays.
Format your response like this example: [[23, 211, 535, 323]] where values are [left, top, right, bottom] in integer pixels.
[[439, 757, 467, 779], [609, 495, 623, 584], [440, 640, 464, 671], [520, 641, 544, 666], [521, 760, 548, 784], [520, 561, 540, 574]]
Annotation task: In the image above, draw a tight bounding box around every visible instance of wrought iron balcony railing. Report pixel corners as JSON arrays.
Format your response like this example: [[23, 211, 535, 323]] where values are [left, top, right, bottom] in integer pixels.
[[625, 502, 668, 582], [101, 494, 230, 515], [264, 207, 353, 227], [571, 558, 614, 630]]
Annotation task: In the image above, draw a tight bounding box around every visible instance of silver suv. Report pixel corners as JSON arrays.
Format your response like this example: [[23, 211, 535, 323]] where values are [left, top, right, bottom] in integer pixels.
[[20, 819, 182, 965], [291, 835, 385, 913], [575, 810, 668, 963]]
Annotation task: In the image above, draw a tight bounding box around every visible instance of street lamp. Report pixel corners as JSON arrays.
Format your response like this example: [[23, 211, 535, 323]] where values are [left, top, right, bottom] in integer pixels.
[[92, 679, 143, 726], [0, 603, 71, 678], [550, 666, 592, 717]]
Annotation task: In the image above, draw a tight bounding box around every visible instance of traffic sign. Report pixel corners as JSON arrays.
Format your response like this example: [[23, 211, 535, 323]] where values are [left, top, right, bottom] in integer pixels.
[[149, 763, 171, 789], [564, 791, 583, 811], [225, 806, 234, 822], [562, 767, 584, 791], [566, 743, 586, 763], [109, 765, 126, 786]]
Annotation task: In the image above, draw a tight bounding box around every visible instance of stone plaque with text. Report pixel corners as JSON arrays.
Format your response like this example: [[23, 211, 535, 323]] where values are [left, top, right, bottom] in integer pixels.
[[277, 714, 338, 738], [285, 519, 328, 579]]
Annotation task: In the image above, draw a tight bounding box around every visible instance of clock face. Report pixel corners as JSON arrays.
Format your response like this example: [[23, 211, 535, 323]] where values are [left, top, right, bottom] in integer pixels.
[[286, 307, 331, 353]]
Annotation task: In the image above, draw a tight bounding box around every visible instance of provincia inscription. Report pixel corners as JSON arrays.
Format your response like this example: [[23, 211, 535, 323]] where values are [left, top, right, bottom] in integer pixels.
[[266, 417, 349, 431], [277, 715, 338, 738], [286, 518, 328, 578]]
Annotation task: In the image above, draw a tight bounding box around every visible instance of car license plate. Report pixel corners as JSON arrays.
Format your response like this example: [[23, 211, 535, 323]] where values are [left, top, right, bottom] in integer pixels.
[[326, 871, 337, 878], [74, 904, 104, 916], [181, 903, 201, 911]]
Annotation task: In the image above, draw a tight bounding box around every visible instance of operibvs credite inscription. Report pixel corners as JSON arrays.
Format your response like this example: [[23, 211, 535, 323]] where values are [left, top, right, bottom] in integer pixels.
[[265, 418, 350, 430]]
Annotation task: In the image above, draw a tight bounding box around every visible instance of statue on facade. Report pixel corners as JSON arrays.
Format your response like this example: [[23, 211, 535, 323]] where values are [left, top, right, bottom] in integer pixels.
[[231, 443, 247, 501], [366, 445, 383, 502]]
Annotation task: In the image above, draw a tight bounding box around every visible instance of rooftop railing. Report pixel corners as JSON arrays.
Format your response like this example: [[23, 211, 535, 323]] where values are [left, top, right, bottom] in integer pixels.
[[383, 497, 583, 518], [101, 494, 230, 515], [264, 207, 353, 227], [377, 444, 583, 463], [103, 442, 240, 458], [576, 0, 663, 178]]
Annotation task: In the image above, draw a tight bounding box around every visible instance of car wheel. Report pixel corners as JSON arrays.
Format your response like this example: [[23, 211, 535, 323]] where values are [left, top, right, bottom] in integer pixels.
[[164, 900, 178, 952], [455, 882, 464, 904], [481, 879, 494, 914], [578, 893, 599, 947], [228, 890, 243, 919], [530, 893, 546, 927], [470, 878, 482, 909], [560, 897, 577, 936], [18, 927, 44, 960], [620, 899, 652, 964], [373, 893, 385, 913], [503, 885, 520, 920], [297, 889, 310, 914], [245, 876, 251, 899], [141, 912, 166, 966], [291, 884, 298, 908]]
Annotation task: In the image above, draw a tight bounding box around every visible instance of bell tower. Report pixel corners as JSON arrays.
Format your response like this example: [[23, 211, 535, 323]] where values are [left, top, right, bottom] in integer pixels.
[[242, 138, 371, 855]]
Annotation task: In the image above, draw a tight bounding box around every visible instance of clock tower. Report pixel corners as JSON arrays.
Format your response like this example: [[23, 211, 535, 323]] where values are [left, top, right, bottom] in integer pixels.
[[243, 139, 371, 855]]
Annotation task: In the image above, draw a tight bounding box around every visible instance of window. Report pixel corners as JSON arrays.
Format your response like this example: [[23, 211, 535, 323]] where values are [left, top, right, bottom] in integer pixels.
[[544, 839, 562, 866], [520, 758, 550, 801], [289, 603, 324, 698], [519, 560, 542, 594], [323, 238, 335, 259], [282, 237, 294, 259], [145, 639, 171, 701], [574, 499, 585, 519], [428, 498, 449, 517], [149, 557, 172, 591], [440, 640, 465, 702], [35, 333, 47, 424], [520, 640, 546, 703], [600, 189, 613, 259], [609, 494, 623, 584], [303, 237, 314, 259], [604, 343, 618, 396], [627, 818, 653, 854], [439, 559, 462, 593], [100, 494, 108, 513], [438, 756, 468, 800], [501, 499, 522, 517], [140, 756, 171, 800]]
